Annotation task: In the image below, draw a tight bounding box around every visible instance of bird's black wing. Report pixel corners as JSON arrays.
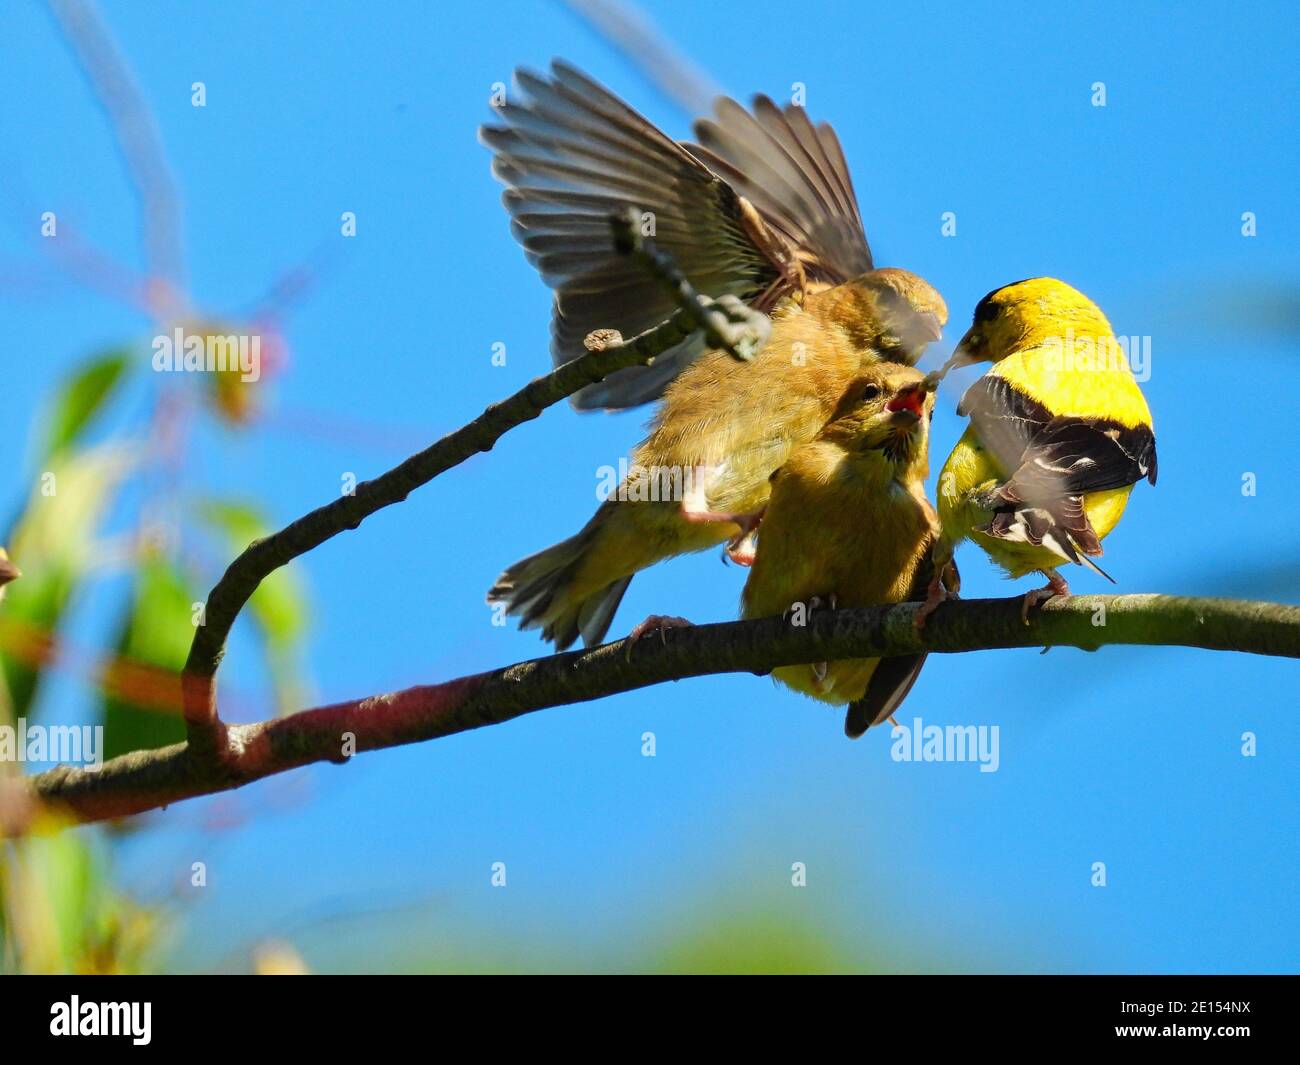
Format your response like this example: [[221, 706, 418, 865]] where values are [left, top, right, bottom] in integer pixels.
[[998, 416, 1158, 501], [958, 375, 1157, 566], [959, 376, 1158, 498]]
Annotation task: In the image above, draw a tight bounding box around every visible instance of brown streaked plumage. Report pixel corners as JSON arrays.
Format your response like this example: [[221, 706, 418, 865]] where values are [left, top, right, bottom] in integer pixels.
[[485, 62, 947, 649]]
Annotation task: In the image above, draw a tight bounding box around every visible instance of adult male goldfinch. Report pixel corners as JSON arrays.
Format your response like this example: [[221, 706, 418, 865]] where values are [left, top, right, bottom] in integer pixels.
[[933, 278, 1157, 617], [741, 363, 947, 737], [484, 61, 947, 649]]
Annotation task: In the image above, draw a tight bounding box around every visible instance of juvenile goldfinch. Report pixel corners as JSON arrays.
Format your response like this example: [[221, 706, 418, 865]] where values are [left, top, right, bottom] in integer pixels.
[[485, 61, 947, 649], [741, 364, 946, 737], [932, 278, 1157, 618]]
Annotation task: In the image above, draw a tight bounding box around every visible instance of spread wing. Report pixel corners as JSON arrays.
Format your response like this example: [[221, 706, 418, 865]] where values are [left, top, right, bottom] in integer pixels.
[[958, 374, 1157, 567], [482, 61, 798, 410], [482, 61, 873, 410], [685, 95, 873, 287]]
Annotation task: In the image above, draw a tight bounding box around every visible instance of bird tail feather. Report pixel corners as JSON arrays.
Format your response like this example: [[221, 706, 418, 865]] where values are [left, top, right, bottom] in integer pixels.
[[983, 498, 1115, 583], [488, 525, 633, 651], [844, 653, 927, 738]]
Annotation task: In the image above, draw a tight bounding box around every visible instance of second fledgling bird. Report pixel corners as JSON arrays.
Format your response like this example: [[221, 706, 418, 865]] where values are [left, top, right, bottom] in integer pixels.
[[741, 363, 947, 737]]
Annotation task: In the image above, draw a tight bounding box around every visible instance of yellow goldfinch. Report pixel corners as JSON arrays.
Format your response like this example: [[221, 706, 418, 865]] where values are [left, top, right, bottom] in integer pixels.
[[484, 61, 947, 649], [932, 278, 1157, 617], [741, 364, 947, 737]]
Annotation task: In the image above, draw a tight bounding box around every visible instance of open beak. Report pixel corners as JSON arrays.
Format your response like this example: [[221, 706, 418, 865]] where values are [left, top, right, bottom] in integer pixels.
[[0, 557, 20, 588], [886, 383, 927, 422]]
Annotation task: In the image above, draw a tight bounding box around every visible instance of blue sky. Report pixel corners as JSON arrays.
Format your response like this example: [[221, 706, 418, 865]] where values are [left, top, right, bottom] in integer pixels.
[[2, 0, 1297, 972]]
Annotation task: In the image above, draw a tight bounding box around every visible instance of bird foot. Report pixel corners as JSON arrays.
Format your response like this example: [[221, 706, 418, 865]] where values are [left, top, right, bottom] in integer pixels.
[[785, 595, 836, 690], [782, 593, 836, 628], [625, 614, 693, 660], [1020, 573, 1071, 625], [914, 574, 952, 634], [682, 482, 764, 556], [807, 593, 837, 613]]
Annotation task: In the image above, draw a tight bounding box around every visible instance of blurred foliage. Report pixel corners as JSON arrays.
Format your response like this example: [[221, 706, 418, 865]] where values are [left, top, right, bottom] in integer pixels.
[[0, 825, 164, 973], [1, 327, 312, 971], [251, 939, 310, 975], [0, 444, 136, 721], [208, 896, 963, 975], [648, 909, 854, 974], [98, 557, 193, 762], [0, 9, 308, 975], [177, 319, 281, 426], [41, 349, 131, 462]]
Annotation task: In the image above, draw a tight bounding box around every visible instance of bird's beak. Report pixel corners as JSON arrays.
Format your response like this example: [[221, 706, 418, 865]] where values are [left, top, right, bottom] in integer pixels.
[[0, 557, 20, 588], [927, 325, 988, 386], [886, 383, 927, 422], [898, 310, 943, 355], [950, 325, 992, 368]]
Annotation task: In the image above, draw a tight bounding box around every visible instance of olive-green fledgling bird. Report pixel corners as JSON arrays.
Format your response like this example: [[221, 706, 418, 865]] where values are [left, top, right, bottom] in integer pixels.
[[741, 363, 948, 737], [483, 61, 948, 649]]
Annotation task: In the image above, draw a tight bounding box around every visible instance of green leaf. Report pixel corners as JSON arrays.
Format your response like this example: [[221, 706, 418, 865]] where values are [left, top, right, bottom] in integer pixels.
[[99, 558, 192, 763], [0, 830, 166, 973], [43, 350, 131, 461], [194, 498, 311, 713], [0, 446, 136, 722]]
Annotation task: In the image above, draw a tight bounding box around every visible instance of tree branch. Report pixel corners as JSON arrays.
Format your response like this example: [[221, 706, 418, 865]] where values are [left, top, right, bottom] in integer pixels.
[[63, 207, 1287, 842], [23, 593, 1300, 830], [179, 212, 763, 758]]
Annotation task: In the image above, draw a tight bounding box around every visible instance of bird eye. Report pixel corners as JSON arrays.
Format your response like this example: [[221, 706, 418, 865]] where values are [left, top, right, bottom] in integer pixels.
[[974, 299, 1000, 324], [860, 384, 881, 401]]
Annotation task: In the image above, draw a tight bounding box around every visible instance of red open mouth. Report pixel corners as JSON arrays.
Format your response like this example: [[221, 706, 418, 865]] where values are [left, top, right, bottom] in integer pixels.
[[886, 385, 926, 418]]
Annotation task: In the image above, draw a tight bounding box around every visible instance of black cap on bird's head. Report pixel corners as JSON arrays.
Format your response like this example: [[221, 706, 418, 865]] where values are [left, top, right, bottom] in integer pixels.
[[941, 277, 1112, 374]]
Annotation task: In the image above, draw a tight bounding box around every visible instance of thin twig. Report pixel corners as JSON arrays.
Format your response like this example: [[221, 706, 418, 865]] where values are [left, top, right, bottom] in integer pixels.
[[611, 206, 771, 360]]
